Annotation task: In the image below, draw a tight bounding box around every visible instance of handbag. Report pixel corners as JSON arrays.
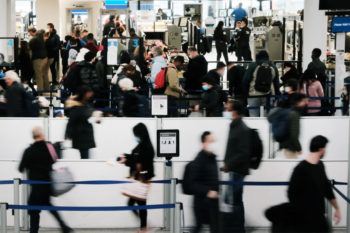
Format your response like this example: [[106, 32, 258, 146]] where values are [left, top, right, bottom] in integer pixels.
[[121, 178, 151, 202], [47, 143, 75, 196]]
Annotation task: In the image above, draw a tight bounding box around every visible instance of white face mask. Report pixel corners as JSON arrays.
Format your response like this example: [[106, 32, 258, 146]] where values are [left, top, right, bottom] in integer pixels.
[[134, 136, 141, 144], [206, 143, 216, 153], [223, 111, 233, 119]]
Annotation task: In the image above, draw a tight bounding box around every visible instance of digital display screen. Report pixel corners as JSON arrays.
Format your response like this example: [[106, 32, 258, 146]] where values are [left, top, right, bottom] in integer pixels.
[[332, 17, 350, 33], [157, 130, 180, 158], [319, 0, 350, 10], [179, 17, 188, 27], [105, 0, 128, 9], [0, 38, 16, 67]]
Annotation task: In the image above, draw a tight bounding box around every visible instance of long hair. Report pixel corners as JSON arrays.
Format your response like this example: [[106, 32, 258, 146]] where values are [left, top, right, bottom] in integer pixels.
[[133, 123, 152, 144]]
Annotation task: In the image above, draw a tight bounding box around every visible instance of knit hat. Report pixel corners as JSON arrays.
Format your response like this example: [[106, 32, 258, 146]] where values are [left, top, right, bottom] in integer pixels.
[[203, 75, 217, 86]]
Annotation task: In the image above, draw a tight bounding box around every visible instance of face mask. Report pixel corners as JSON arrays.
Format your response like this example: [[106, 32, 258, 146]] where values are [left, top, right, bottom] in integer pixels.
[[134, 136, 141, 144], [223, 111, 233, 119], [202, 85, 209, 91], [206, 143, 216, 153]]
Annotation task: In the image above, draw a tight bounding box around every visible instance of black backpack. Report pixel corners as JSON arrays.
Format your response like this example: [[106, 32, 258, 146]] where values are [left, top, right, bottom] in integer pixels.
[[182, 161, 195, 195], [249, 129, 263, 169], [254, 63, 274, 93]]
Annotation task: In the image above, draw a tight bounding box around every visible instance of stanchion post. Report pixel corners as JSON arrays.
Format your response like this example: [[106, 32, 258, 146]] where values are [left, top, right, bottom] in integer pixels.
[[21, 174, 29, 230], [163, 160, 172, 230], [0, 203, 7, 233], [13, 179, 20, 233], [174, 202, 181, 233], [170, 178, 177, 233], [259, 106, 264, 117]]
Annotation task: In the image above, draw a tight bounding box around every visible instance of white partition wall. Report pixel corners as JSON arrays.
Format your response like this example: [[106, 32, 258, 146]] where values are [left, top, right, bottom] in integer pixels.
[[0, 117, 349, 229], [0, 118, 46, 160], [161, 118, 270, 161], [299, 117, 350, 160], [49, 118, 158, 160]]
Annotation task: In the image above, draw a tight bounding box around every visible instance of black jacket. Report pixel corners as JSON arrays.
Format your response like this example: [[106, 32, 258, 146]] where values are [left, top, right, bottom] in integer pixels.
[[65, 99, 96, 150], [19, 140, 55, 181], [189, 150, 219, 198], [184, 55, 208, 92], [125, 140, 155, 181], [5, 82, 26, 117], [78, 61, 101, 93], [29, 36, 47, 60], [237, 26, 251, 48], [123, 90, 141, 117], [228, 65, 246, 97], [103, 22, 116, 36], [46, 30, 60, 59], [200, 86, 227, 117], [224, 118, 251, 176]]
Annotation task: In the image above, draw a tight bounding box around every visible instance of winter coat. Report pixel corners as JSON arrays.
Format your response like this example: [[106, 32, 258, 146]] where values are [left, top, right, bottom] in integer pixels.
[[5, 82, 26, 117], [78, 61, 101, 93], [65, 98, 96, 150], [200, 86, 227, 117], [164, 65, 184, 98], [184, 55, 208, 92], [125, 139, 155, 181], [224, 118, 251, 176], [279, 109, 302, 152]]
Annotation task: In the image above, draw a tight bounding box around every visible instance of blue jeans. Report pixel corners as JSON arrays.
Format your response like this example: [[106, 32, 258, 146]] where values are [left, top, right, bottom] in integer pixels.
[[221, 172, 246, 233]]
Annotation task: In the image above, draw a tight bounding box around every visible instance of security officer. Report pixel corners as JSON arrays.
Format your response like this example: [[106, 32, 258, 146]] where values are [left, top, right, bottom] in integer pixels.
[[236, 18, 252, 61]]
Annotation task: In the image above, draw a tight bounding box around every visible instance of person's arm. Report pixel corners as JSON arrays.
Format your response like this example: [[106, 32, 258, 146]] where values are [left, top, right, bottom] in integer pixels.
[[288, 111, 301, 150], [273, 65, 281, 95]]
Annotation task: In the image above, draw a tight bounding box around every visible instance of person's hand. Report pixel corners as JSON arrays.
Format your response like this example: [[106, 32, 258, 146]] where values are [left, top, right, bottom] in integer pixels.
[[207, 190, 219, 199], [118, 155, 127, 164], [334, 209, 341, 225]]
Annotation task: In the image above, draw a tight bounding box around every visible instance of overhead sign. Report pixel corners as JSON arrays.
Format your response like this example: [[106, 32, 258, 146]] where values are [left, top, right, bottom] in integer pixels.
[[332, 17, 350, 33], [105, 0, 128, 9]]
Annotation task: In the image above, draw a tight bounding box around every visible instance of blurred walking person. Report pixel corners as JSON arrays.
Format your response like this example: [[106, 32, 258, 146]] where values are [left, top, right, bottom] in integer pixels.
[[266, 136, 341, 232], [19, 127, 72, 233], [187, 131, 219, 233], [65, 86, 98, 159], [222, 100, 251, 233], [118, 123, 155, 233]]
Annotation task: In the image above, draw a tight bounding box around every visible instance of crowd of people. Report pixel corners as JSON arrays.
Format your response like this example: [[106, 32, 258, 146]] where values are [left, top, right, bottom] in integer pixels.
[[18, 100, 341, 233], [0, 9, 335, 119]]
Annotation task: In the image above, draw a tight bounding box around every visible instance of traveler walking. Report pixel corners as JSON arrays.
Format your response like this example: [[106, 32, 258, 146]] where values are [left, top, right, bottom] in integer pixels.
[[118, 123, 155, 233], [214, 21, 229, 64], [19, 126, 72, 233]]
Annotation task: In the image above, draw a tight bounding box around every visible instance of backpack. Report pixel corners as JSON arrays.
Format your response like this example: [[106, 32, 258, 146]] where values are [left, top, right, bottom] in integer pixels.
[[182, 161, 195, 195], [253, 63, 275, 93], [267, 108, 291, 143], [249, 129, 263, 169], [154, 67, 168, 93]]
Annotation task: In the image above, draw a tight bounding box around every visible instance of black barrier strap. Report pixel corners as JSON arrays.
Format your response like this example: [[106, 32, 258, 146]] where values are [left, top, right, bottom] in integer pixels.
[[7, 203, 175, 212], [332, 185, 350, 204]]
